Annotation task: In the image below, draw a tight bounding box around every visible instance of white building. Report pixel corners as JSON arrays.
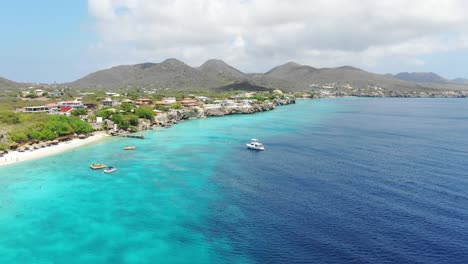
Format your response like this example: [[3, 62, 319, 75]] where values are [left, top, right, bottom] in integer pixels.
[[162, 97, 176, 103], [195, 96, 210, 102], [102, 98, 119, 107], [23, 105, 50, 113], [34, 89, 45, 96]]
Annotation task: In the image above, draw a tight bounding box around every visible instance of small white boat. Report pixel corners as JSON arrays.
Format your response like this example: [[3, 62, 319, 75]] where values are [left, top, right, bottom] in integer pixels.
[[123, 146, 136, 150], [104, 166, 117, 173], [246, 139, 265, 151]]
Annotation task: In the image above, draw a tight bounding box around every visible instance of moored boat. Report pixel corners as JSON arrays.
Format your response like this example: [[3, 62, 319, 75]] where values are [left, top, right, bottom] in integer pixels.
[[90, 163, 107, 170], [123, 146, 136, 150], [104, 166, 117, 173], [246, 139, 265, 151]]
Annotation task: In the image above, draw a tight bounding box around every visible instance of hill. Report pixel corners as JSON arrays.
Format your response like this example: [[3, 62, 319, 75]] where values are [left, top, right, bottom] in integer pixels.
[[0, 77, 21, 89], [264, 63, 439, 92], [393, 72, 447, 84], [452, 78, 468, 84], [49, 59, 468, 93], [198, 59, 246, 82], [69, 59, 218, 90]]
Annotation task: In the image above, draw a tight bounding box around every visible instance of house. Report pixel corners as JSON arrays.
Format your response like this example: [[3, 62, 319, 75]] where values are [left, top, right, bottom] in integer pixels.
[[34, 89, 45, 96], [162, 97, 176, 103], [179, 98, 199, 107], [203, 104, 222, 109], [218, 100, 236, 107], [106, 92, 120, 97], [195, 96, 210, 102], [62, 108, 73, 116], [58, 100, 85, 112], [45, 103, 59, 112], [121, 99, 134, 104], [239, 99, 253, 106], [233, 92, 256, 99], [154, 100, 172, 107], [102, 98, 115, 107], [136, 98, 152, 105], [273, 89, 283, 95], [23, 105, 51, 113], [83, 103, 97, 109]]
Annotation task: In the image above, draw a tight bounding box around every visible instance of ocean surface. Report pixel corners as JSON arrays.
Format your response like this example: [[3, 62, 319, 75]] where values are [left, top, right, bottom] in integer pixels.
[[1, 98, 468, 263]]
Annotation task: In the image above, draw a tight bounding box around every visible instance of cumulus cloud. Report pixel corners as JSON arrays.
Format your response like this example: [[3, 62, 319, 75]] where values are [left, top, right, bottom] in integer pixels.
[[87, 0, 468, 72]]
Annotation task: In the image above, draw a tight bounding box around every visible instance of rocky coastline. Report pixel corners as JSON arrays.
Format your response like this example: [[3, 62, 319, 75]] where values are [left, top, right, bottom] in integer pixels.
[[149, 98, 295, 129]]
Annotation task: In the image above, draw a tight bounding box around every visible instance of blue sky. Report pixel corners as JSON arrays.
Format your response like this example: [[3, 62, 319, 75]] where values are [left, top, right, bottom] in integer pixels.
[[0, 1, 94, 83], [1, 0, 467, 83]]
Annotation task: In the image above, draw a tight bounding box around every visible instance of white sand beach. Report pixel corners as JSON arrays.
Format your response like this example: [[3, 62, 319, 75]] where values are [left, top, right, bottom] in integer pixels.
[[0, 132, 110, 167]]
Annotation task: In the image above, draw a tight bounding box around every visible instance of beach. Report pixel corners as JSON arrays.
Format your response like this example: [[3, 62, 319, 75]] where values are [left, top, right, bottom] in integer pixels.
[[0, 131, 110, 167]]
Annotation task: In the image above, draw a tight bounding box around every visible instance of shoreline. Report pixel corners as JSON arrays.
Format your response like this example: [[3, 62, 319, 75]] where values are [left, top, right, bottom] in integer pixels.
[[0, 100, 296, 167], [0, 131, 110, 167]]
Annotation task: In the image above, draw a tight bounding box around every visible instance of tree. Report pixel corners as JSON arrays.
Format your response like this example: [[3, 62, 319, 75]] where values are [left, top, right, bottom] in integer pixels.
[[10, 131, 28, 143], [154, 105, 169, 112], [39, 129, 56, 140], [120, 102, 134, 113], [0, 112, 20, 124], [170, 103, 182, 109], [69, 117, 93, 134], [136, 107, 154, 120], [96, 109, 113, 120], [126, 115, 139, 126], [27, 129, 41, 141], [25, 93, 38, 99], [70, 108, 87, 116], [111, 114, 130, 129]]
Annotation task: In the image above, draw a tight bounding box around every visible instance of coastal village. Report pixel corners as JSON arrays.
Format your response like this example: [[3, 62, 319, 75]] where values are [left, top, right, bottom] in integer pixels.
[[16, 88, 295, 128], [1, 79, 468, 157], [0, 87, 295, 157]]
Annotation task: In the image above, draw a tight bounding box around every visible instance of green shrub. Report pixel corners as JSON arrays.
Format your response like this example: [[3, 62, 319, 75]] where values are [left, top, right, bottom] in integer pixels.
[[27, 130, 41, 140], [120, 102, 134, 113], [154, 105, 169, 112], [39, 129, 56, 140], [170, 103, 182, 109], [126, 115, 139, 126], [136, 107, 154, 120], [111, 114, 130, 129], [0, 112, 20, 124], [96, 108, 113, 119], [70, 108, 87, 116], [10, 131, 28, 143]]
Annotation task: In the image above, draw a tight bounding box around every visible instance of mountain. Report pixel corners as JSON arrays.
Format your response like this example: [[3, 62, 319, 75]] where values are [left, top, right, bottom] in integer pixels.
[[265, 62, 317, 80], [393, 72, 447, 84], [452, 78, 468, 84], [69, 58, 218, 89], [198, 59, 246, 82], [64, 59, 468, 93], [264, 62, 431, 92], [69, 58, 293, 91]]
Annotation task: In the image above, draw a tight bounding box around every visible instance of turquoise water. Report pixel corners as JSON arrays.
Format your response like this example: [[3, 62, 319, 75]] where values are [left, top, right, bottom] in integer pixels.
[[1, 98, 468, 263], [0, 101, 320, 263]]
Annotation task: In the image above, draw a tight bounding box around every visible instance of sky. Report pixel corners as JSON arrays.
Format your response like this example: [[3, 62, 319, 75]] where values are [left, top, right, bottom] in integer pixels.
[[1, 0, 468, 83]]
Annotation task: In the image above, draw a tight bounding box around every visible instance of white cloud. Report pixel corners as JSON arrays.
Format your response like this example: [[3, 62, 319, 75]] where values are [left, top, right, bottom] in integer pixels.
[[87, 0, 468, 72]]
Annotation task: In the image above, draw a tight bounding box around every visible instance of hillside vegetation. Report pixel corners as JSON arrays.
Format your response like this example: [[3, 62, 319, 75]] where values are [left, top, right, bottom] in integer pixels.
[[0, 112, 93, 150]]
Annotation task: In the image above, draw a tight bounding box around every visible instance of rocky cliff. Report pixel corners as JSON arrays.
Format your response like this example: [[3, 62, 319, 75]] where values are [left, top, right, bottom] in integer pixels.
[[154, 98, 295, 127]]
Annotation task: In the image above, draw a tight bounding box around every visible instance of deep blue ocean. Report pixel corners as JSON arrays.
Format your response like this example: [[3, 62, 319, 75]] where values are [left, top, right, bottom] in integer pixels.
[[1, 98, 468, 263]]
